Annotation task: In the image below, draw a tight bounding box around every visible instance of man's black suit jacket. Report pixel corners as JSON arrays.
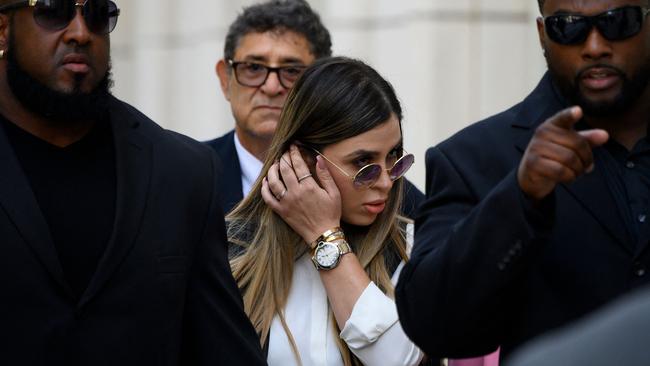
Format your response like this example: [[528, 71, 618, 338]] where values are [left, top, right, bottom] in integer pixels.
[[0, 97, 266, 365], [396, 73, 650, 360], [205, 130, 425, 217]]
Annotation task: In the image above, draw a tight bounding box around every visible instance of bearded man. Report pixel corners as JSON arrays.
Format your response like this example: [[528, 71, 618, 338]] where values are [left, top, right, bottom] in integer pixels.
[[397, 0, 650, 362], [0, 1, 265, 365]]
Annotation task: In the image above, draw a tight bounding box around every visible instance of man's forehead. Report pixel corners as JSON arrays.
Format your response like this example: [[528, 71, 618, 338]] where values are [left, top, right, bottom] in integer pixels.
[[544, 0, 646, 14], [232, 30, 315, 64]]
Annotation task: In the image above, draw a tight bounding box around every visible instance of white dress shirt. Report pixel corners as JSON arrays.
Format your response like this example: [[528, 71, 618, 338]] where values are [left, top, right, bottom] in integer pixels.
[[233, 132, 263, 196], [267, 224, 422, 366]]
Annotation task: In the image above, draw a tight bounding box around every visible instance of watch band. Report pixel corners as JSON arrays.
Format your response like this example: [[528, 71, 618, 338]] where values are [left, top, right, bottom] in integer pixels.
[[335, 239, 351, 256]]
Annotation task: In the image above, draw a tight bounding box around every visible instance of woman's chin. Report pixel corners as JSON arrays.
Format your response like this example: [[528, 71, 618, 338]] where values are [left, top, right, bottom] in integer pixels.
[[342, 212, 378, 227]]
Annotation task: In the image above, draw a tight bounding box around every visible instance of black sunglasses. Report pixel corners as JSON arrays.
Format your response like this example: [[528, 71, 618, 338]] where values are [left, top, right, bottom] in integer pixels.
[[228, 59, 307, 89], [0, 0, 120, 35], [544, 6, 650, 45]]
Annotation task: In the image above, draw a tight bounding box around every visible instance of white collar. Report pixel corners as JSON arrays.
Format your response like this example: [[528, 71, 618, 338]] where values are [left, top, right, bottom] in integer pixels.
[[234, 132, 264, 196]]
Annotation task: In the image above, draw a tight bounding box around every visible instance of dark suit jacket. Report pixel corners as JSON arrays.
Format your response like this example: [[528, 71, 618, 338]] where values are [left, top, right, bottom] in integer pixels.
[[205, 130, 425, 217], [0, 97, 266, 365], [395, 73, 650, 360], [507, 285, 650, 366]]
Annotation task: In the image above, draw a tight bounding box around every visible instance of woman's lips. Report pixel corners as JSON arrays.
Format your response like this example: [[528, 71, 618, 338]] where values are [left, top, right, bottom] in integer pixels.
[[364, 202, 386, 214]]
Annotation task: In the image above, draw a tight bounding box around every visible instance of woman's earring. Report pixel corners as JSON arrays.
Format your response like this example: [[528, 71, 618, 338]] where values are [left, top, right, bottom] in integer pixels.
[[0, 50, 5, 59]]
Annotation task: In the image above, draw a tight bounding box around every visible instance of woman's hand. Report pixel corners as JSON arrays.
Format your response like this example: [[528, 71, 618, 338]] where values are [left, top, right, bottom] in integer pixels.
[[261, 144, 342, 244]]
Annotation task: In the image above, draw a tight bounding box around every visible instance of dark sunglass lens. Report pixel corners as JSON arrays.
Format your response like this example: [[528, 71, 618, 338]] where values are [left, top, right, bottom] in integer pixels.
[[389, 154, 414, 180], [545, 15, 590, 45], [33, 0, 73, 31], [107, 1, 119, 33], [85, 0, 111, 34], [596, 7, 642, 41], [354, 165, 382, 188]]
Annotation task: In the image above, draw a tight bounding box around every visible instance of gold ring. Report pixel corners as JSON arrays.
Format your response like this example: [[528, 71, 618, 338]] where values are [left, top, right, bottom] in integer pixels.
[[298, 173, 313, 182]]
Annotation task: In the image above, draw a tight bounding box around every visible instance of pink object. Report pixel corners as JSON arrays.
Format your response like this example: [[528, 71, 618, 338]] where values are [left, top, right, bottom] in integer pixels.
[[448, 349, 499, 366]]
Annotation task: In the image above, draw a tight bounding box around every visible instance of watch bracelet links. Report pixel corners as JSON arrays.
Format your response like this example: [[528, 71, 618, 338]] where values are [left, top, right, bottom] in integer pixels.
[[333, 238, 352, 256], [309, 227, 346, 251]]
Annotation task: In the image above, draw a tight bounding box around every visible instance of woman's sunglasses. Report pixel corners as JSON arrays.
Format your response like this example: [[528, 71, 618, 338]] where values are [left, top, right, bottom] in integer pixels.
[[310, 147, 415, 189], [543, 6, 650, 45], [0, 0, 120, 35]]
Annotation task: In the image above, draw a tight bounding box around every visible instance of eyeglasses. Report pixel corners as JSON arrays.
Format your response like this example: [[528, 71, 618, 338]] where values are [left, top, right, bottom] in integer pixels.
[[543, 6, 650, 45], [228, 59, 307, 89], [0, 0, 120, 35], [311, 147, 415, 189]]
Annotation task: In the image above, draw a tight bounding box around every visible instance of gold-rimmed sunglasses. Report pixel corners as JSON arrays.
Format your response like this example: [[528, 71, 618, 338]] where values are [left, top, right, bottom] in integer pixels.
[[309, 147, 414, 189]]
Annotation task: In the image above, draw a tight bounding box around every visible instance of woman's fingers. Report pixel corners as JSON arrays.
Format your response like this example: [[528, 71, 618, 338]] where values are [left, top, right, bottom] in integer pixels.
[[266, 162, 287, 200], [315, 155, 340, 200], [279, 151, 300, 190], [289, 145, 314, 184]]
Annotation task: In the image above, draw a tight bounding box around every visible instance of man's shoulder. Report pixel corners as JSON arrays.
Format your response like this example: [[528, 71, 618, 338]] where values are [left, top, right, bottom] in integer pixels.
[[436, 101, 523, 154], [204, 130, 235, 156], [109, 96, 214, 162], [435, 73, 561, 156]]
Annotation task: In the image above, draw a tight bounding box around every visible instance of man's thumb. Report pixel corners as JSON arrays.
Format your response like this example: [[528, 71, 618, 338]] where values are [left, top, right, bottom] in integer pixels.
[[579, 129, 609, 147]]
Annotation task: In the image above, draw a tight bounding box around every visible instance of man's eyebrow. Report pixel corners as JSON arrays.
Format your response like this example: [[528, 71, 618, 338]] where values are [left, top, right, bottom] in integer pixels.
[[239, 55, 306, 65], [552, 8, 582, 16], [240, 55, 268, 63], [277, 57, 307, 65]]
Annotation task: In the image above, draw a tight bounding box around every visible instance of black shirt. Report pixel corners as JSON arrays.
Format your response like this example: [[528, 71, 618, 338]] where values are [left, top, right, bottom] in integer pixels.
[[597, 132, 650, 251], [1, 116, 116, 300]]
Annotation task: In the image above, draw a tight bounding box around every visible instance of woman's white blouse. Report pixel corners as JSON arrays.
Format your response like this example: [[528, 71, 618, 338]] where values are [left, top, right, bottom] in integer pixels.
[[267, 226, 422, 366]]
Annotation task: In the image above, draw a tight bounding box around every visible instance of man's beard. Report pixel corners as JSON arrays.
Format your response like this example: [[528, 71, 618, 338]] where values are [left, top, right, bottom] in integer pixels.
[[6, 38, 113, 124], [547, 56, 650, 118]]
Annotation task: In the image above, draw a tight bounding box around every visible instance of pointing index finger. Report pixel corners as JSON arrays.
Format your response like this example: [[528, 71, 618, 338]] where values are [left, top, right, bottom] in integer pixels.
[[548, 106, 583, 130]]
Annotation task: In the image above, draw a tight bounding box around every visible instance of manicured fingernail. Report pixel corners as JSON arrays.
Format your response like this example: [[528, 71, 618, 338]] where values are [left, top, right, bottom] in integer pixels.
[[317, 156, 325, 169]]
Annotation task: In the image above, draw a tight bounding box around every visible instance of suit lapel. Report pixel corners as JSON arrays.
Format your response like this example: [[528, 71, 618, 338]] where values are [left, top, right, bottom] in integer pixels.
[[208, 130, 244, 213], [79, 101, 152, 307], [561, 161, 634, 252], [511, 73, 633, 251], [512, 74, 565, 153], [0, 124, 72, 296], [222, 133, 244, 212]]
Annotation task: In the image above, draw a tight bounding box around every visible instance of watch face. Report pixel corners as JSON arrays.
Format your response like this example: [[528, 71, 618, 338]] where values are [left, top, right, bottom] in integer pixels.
[[316, 242, 339, 268]]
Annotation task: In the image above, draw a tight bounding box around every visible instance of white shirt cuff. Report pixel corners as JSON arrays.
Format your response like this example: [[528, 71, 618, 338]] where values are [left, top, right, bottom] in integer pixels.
[[340, 282, 399, 349]]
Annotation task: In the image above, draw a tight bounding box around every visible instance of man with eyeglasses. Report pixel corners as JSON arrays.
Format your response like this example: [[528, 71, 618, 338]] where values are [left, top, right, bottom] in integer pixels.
[[396, 0, 650, 362], [206, 0, 424, 217], [0, 1, 265, 365]]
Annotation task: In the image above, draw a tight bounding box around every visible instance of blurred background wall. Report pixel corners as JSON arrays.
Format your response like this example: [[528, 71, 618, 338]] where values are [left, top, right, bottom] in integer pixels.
[[110, 0, 547, 191]]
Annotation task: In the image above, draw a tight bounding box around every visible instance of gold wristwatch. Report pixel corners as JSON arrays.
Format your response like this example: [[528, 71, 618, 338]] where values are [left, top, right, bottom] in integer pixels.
[[311, 238, 351, 270]]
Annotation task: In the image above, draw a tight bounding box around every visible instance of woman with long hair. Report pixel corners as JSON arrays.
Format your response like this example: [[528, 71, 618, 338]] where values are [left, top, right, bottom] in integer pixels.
[[228, 56, 423, 366]]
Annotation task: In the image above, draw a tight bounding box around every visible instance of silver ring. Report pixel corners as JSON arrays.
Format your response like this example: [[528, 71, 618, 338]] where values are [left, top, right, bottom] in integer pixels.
[[278, 189, 287, 200], [298, 173, 313, 182]]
